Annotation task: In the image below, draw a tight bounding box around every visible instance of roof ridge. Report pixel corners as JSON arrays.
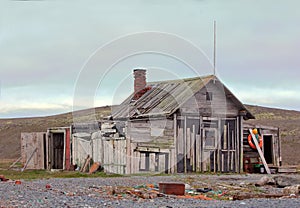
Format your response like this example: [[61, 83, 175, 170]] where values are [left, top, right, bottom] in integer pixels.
[[147, 74, 215, 85]]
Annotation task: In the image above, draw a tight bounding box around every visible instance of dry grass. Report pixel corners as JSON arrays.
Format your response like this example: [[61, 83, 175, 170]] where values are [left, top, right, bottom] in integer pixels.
[[0, 169, 121, 180]]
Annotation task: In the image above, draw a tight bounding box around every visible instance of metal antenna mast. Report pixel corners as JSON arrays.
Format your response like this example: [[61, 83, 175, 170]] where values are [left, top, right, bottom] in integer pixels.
[[213, 20, 216, 76]]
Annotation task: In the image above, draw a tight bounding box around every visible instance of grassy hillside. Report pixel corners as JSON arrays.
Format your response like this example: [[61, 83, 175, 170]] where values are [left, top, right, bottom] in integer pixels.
[[0, 105, 299, 165]]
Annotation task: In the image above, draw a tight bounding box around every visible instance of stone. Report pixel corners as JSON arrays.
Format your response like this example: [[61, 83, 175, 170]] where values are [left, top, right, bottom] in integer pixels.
[[283, 185, 300, 195], [274, 176, 300, 188], [255, 176, 276, 186]]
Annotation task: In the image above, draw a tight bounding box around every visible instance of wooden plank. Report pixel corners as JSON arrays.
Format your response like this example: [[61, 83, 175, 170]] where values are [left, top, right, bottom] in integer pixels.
[[217, 118, 221, 172], [221, 152, 224, 172], [223, 125, 227, 150], [177, 128, 184, 154], [9, 157, 22, 170], [249, 128, 271, 174], [186, 128, 191, 159], [134, 151, 140, 173], [173, 114, 177, 172], [196, 134, 200, 172], [159, 154, 166, 172], [184, 116, 187, 173], [81, 155, 91, 173], [191, 125, 195, 170], [235, 118, 239, 172], [149, 153, 156, 172], [227, 124, 230, 171], [239, 116, 243, 173]]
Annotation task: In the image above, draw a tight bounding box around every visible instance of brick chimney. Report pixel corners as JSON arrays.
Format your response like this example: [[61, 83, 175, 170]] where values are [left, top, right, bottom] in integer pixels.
[[133, 69, 146, 100]]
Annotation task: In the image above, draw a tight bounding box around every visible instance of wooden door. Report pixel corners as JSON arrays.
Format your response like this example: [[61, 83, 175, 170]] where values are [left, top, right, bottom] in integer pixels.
[[202, 128, 217, 172]]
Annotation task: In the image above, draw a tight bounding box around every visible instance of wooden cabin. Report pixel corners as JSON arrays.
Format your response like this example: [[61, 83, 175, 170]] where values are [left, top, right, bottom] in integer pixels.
[[20, 69, 281, 174], [112, 69, 255, 174]]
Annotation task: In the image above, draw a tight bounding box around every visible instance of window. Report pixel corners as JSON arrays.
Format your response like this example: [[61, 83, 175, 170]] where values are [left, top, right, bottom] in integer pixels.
[[204, 129, 216, 148], [206, 92, 213, 101]]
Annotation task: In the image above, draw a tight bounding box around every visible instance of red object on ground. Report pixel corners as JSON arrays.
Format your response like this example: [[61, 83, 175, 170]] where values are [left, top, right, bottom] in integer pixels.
[[46, 184, 51, 189], [15, 180, 22, 185], [159, 182, 185, 195], [0, 175, 8, 182]]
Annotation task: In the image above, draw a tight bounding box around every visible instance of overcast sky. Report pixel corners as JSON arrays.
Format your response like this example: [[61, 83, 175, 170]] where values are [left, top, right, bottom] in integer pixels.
[[0, 0, 299, 118]]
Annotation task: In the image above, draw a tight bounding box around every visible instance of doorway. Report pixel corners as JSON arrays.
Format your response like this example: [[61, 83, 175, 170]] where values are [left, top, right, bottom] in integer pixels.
[[263, 135, 273, 164], [50, 133, 65, 169]]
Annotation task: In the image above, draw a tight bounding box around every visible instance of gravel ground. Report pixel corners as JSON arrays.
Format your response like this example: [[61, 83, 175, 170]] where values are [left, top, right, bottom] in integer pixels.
[[0, 174, 299, 208]]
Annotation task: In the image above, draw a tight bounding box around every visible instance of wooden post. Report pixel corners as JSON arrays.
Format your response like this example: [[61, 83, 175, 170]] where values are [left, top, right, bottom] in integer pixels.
[[249, 129, 271, 174], [184, 115, 187, 173], [239, 116, 243, 173], [217, 118, 221, 172], [173, 113, 177, 173]]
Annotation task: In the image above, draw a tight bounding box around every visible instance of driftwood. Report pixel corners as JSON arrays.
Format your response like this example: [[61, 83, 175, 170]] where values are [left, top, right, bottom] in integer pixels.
[[80, 155, 91, 172], [8, 157, 22, 170], [233, 193, 285, 200]]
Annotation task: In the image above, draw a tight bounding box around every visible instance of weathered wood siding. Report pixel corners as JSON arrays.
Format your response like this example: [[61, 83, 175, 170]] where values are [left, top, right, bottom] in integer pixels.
[[181, 81, 240, 117], [21, 132, 46, 170], [91, 131, 127, 174], [72, 136, 92, 168], [176, 116, 240, 173], [126, 118, 175, 174]]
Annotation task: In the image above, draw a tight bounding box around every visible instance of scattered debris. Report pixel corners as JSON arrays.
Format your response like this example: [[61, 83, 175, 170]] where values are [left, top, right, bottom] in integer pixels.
[[255, 175, 300, 188], [15, 180, 22, 185], [196, 188, 212, 193], [178, 194, 213, 200], [232, 194, 285, 200]]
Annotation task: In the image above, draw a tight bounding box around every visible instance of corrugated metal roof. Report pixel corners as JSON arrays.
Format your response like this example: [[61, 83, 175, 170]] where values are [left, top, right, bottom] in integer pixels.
[[112, 75, 254, 119]]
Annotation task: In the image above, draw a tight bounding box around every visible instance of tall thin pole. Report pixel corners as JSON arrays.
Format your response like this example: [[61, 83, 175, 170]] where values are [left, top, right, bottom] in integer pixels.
[[213, 20, 216, 76]]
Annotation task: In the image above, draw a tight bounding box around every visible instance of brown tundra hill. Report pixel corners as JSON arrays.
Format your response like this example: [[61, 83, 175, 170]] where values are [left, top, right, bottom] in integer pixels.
[[0, 105, 299, 165]]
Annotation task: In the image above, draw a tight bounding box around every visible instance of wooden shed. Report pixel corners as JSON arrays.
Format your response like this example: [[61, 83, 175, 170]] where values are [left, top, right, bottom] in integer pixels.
[[21, 127, 73, 170], [243, 123, 281, 172], [112, 69, 255, 174]]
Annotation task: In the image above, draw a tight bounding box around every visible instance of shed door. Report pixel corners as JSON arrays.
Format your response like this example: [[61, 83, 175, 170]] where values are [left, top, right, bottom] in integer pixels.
[[21, 132, 46, 169], [49, 133, 65, 169], [263, 135, 273, 164]]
